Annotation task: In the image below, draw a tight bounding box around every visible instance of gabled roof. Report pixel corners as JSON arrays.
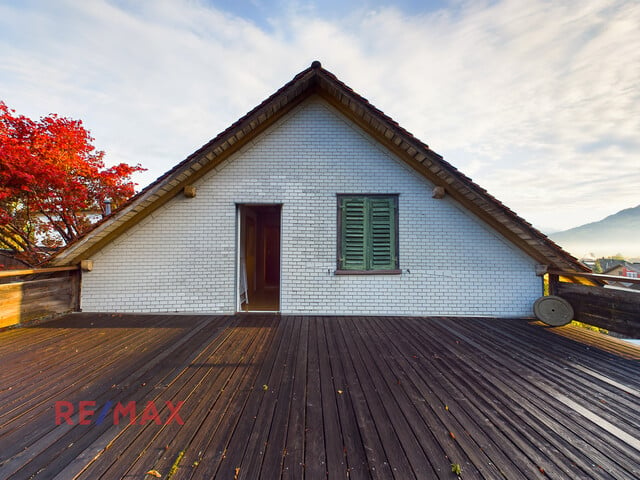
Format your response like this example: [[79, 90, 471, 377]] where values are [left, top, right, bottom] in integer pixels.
[[603, 262, 640, 275], [51, 61, 587, 272]]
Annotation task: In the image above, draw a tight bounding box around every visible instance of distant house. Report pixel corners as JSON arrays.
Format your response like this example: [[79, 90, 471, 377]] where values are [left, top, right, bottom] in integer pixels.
[[598, 258, 625, 272], [579, 255, 596, 270], [51, 62, 585, 316], [603, 262, 640, 290], [603, 262, 640, 278]]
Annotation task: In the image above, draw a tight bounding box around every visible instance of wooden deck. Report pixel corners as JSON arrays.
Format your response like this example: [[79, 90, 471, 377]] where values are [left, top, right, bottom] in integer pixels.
[[1, 314, 639, 479]]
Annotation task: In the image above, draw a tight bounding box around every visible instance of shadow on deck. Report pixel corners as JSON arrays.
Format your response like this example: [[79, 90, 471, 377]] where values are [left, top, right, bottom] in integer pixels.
[[0, 313, 639, 479]]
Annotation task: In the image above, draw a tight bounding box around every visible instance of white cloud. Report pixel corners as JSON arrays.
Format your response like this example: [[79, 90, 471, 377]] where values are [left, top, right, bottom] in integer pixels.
[[0, 0, 638, 231]]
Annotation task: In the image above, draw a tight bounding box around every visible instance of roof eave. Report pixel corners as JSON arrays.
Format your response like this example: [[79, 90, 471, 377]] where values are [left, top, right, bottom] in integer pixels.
[[51, 68, 321, 266], [52, 62, 585, 273], [311, 70, 586, 272]]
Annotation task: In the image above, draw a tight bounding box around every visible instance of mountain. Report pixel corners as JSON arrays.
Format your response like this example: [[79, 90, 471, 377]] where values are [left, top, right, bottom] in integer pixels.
[[549, 205, 640, 258]]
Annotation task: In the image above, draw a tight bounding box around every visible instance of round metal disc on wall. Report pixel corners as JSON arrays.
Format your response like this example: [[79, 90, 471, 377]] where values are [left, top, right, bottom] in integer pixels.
[[533, 296, 574, 326]]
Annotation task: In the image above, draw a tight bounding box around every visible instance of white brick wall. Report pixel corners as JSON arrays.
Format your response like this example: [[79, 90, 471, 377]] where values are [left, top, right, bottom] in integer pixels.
[[81, 97, 542, 316]]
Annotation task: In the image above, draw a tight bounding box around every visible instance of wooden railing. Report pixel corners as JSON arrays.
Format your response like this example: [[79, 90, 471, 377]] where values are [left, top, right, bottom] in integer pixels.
[[548, 270, 640, 338], [0, 266, 80, 329]]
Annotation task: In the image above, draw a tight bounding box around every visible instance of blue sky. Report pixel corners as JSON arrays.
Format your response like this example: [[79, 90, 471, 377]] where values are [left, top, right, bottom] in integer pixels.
[[205, 0, 454, 27], [0, 0, 638, 233]]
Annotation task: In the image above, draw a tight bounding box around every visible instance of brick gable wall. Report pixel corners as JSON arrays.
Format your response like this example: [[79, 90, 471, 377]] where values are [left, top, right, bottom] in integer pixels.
[[81, 98, 541, 316]]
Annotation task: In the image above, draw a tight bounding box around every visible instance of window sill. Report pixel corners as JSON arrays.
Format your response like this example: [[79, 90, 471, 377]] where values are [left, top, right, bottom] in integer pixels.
[[334, 269, 402, 275]]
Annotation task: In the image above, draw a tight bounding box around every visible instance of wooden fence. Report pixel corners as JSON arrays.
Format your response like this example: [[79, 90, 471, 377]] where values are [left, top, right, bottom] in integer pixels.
[[0, 266, 80, 329], [549, 270, 640, 338]]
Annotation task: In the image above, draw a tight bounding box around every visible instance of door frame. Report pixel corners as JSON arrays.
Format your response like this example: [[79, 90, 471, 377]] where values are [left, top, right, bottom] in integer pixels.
[[236, 203, 282, 312]]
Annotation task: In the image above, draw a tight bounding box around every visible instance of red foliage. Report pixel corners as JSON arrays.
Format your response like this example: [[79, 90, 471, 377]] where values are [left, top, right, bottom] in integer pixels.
[[0, 101, 145, 265]]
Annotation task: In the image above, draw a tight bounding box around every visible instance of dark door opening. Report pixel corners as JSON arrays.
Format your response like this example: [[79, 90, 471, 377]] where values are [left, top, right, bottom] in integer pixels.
[[238, 204, 281, 312]]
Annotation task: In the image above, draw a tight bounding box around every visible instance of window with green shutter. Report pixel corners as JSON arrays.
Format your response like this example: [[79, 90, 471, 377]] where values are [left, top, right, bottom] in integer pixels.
[[337, 195, 399, 273]]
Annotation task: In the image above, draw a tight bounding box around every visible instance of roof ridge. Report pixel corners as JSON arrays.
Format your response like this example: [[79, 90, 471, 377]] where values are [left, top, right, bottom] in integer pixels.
[[51, 61, 585, 272]]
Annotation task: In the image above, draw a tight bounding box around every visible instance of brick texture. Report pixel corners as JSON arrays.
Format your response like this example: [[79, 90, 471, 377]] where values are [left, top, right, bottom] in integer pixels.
[[81, 98, 542, 316]]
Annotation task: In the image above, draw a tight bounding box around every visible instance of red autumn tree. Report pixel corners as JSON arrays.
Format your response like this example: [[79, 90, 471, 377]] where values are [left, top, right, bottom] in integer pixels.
[[0, 101, 144, 266]]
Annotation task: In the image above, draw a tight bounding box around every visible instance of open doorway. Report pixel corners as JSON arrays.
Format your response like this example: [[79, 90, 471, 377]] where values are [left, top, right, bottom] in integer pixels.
[[238, 204, 281, 312]]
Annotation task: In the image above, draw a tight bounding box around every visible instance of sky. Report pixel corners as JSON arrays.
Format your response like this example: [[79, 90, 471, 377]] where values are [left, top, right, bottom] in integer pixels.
[[0, 0, 638, 233]]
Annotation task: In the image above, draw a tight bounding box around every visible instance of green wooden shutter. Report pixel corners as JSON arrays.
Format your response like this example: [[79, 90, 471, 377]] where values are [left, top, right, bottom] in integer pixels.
[[340, 197, 367, 270], [368, 197, 396, 270]]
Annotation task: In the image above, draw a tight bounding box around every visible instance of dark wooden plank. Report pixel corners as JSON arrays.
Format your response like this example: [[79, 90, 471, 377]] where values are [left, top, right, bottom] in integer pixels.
[[1, 314, 640, 479], [315, 316, 392, 480], [0, 318, 192, 475], [430, 317, 636, 478], [322, 318, 370, 480], [468, 319, 640, 434], [0, 319, 163, 419], [191, 315, 293, 479], [315, 315, 349, 478], [488, 319, 640, 444], [82, 320, 245, 478], [302, 317, 327, 479], [162, 316, 279, 480], [165, 315, 280, 480], [281, 317, 309, 480], [371, 317, 531, 479], [249, 317, 303, 479], [214, 315, 297, 479], [360, 318, 482, 479], [96, 316, 271, 479], [338, 316, 439, 478], [476, 319, 640, 409], [0, 320, 166, 444], [573, 312, 640, 337], [0, 319, 151, 392], [332, 317, 416, 479], [0, 312, 162, 363], [346, 316, 466, 479], [0, 329, 85, 392], [67, 316, 236, 480], [525, 322, 640, 387], [0, 315, 225, 479], [0, 324, 64, 348], [403, 317, 597, 479], [0, 316, 182, 441]]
